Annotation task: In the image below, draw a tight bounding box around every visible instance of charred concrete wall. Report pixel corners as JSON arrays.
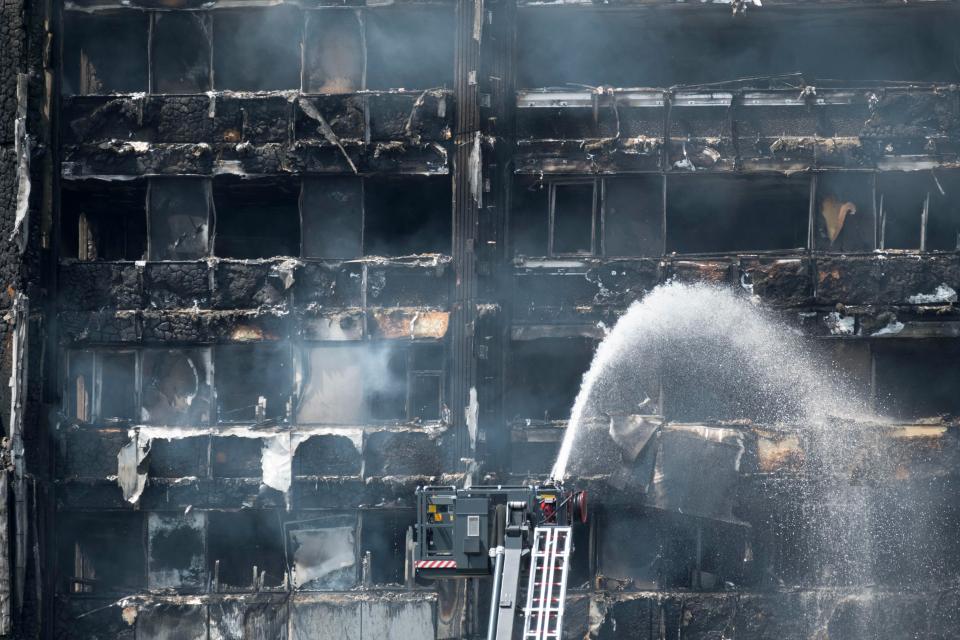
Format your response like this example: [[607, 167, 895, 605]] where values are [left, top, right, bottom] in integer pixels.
[[2, 0, 960, 639]]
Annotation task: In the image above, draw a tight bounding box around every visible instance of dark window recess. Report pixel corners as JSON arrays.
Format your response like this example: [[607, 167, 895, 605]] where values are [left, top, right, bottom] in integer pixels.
[[360, 510, 414, 585], [208, 511, 286, 589], [152, 13, 211, 93], [517, 8, 960, 89], [61, 181, 147, 261], [365, 8, 455, 90], [875, 340, 960, 420], [215, 344, 292, 423], [604, 177, 663, 257], [213, 178, 300, 258], [67, 350, 138, 422], [408, 344, 443, 422], [597, 509, 662, 589], [99, 351, 137, 421], [211, 436, 263, 478], [148, 178, 210, 260], [550, 182, 596, 256], [147, 512, 207, 590], [666, 174, 809, 254], [301, 177, 363, 259], [286, 514, 358, 590], [304, 10, 364, 94], [364, 177, 452, 256], [213, 7, 302, 91], [878, 173, 924, 250], [879, 172, 960, 251], [511, 179, 549, 257], [815, 173, 875, 252], [63, 13, 148, 95], [508, 338, 595, 422], [141, 349, 211, 425], [926, 172, 960, 251], [59, 513, 144, 594]]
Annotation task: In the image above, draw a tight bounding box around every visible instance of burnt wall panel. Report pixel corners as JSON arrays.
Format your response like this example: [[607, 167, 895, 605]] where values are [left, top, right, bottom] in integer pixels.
[[295, 435, 362, 476], [364, 431, 442, 477], [59, 263, 142, 310], [59, 427, 127, 479], [147, 437, 208, 479], [293, 262, 363, 308], [143, 263, 210, 310]]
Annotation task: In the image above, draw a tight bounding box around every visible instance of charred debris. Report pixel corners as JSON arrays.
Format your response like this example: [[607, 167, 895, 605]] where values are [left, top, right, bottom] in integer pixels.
[[1, 0, 960, 638]]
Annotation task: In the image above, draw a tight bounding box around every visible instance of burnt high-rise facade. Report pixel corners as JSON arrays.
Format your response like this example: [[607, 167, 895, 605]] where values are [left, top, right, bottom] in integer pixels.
[[2, 0, 960, 638]]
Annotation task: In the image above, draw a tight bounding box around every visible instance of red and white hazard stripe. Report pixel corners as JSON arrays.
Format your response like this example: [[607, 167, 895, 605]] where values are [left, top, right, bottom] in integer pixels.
[[416, 559, 457, 569]]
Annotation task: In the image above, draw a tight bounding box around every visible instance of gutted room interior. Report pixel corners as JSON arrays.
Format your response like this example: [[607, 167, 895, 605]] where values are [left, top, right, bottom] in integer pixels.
[[2, 0, 960, 638]]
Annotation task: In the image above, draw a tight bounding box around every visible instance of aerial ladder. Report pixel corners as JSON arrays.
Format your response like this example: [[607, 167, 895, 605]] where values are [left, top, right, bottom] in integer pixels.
[[413, 483, 587, 640]]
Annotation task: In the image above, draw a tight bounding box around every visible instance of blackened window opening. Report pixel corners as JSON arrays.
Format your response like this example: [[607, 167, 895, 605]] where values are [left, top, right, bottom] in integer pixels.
[[215, 344, 292, 423], [301, 177, 363, 259], [927, 171, 960, 251], [550, 181, 596, 256], [59, 513, 145, 594], [207, 511, 286, 589], [666, 174, 809, 254], [213, 8, 302, 91], [148, 178, 210, 260], [364, 177, 452, 256], [152, 13, 212, 94], [508, 338, 595, 422], [63, 12, 149, 95], [510, 179, 549, 257], [141, 349, 211, 425], [364, 8, 455, 90], [879, 172, 960, 251], [874, 340, 960, 420], [815, 173, 875, 252], [66, 350, 137, 422], [604, 176, 663, 257], [360, 510, 414, 585], [408, 343, 443, 422], [61, 181, 147, 261], [213, 178, 300, 259]]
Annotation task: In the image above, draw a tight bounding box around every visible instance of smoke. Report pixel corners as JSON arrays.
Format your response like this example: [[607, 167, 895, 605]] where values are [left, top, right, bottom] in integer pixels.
[[554, 282, 874, 479], [517, 7, 959, 89], [553, 282, 886, 586]]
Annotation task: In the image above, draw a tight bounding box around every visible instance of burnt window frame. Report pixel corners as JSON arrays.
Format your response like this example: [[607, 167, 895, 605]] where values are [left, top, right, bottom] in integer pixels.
[[140, 347, 213, 426], [664, 172, 813, 256], [62, 10, 150, 96], [813, 171, 877, 253], [300, 176, 365, 260], [150, 12, 213, 94], [60, 178, 149, 262], [405, 342, 444, 424], [64, 349, 141, 423], [357, 508, 415, 586], [146, 177, 213, 261], [60, 511, 147, 595], [548, 179, 599, 257], [65, 347, 214, 425], [876, 171, 960, 253]]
